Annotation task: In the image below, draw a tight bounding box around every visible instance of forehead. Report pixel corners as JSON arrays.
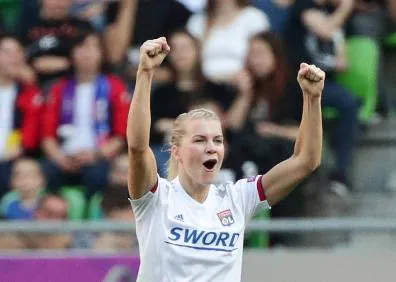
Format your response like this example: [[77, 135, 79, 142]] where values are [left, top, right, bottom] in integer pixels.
[[184, 118, 222, 138], [13, 161, 40, 173]]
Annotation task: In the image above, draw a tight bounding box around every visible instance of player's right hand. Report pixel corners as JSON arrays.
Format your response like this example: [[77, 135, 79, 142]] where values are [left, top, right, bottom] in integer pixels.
[[138, 37, 170, 72]]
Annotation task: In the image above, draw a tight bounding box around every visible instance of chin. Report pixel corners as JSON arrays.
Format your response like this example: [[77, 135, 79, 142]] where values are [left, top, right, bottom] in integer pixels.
[[200, 171, 218, 185]]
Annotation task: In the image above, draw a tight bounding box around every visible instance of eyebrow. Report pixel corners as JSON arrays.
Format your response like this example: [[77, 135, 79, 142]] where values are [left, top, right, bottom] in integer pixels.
[[192, 135, 224, 139]]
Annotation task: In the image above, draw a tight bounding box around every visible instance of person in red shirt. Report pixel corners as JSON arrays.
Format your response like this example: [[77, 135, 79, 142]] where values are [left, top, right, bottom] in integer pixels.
[[41, 28, 129, 196], [0, 34, 43, 197]]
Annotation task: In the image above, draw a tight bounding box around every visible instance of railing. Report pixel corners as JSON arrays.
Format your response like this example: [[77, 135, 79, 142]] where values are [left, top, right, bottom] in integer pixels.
[[1, 218, 396, 233]]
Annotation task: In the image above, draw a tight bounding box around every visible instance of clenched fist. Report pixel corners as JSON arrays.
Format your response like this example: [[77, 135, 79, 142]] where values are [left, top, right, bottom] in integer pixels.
[[297, 63, 325, 98], [138, 37, 170, 72]]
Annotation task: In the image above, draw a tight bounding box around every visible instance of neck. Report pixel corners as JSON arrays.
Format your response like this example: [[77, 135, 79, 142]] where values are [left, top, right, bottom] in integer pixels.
[[214, 1, 239, 17], [0, 75, 14, 87], [76, 72, 98, 83], [179, 173, 210, 204], [20, 188, 41, 203], [176, 71, 197, 91]]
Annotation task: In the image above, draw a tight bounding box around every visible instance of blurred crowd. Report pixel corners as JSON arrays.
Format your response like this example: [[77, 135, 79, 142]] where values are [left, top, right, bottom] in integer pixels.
[[0, 0, 395, 250]]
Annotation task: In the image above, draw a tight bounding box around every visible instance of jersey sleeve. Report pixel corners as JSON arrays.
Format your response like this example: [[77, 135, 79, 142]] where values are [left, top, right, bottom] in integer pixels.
[[129, 176, 167, 221], [234, 175, 271, 221]]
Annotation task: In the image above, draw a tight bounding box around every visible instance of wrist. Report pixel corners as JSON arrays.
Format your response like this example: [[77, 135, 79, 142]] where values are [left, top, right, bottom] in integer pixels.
[[303, 92, 322, 100], [137, 68, 154, 78]]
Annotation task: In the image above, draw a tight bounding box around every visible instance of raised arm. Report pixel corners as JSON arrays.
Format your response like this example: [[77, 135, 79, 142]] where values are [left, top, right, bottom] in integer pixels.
[[104, 0, 138, 65], [261, 63, 324, 206], [127, 37, 170, 199]]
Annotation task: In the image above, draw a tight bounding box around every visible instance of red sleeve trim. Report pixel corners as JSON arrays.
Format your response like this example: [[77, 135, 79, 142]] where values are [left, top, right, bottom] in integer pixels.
[[150, 178, 159, 193], [256, 175, 266, 201]]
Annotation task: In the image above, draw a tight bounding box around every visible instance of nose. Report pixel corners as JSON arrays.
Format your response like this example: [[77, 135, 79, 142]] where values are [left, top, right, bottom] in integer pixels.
[[206, 141, 217, 154]]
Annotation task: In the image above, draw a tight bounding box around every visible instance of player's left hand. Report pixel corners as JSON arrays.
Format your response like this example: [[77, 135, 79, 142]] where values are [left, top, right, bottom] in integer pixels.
[[297, 63, 325, 98]]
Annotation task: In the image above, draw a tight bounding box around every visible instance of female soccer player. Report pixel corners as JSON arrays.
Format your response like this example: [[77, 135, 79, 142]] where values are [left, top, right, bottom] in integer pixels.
[[127, 37, 324, 282]]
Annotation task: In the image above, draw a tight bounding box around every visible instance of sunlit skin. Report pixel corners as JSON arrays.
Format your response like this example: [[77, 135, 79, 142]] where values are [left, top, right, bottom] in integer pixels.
[[174, 119, 225, 198]]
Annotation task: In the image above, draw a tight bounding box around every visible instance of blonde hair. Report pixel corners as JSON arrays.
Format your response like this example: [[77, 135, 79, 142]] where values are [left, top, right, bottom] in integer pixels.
[[166, 108, 220, 180]]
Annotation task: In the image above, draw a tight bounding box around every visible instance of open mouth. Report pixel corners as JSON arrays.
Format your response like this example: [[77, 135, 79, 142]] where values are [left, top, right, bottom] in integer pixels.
[[203, 159, 217, 171]]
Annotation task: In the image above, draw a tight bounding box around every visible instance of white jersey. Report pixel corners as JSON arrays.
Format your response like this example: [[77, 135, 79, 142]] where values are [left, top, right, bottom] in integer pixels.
[[129, 175, 270, 282]]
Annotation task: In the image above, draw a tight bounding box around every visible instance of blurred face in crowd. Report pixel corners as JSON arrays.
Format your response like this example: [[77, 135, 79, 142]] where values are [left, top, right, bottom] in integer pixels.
[[247, 38, 276, 79], [72, 34, 102, 76], [110, 154, 129, 186], [35, 196, 68, 221], [175, 118, 225, 186], [0, 37, 24, 80], [41, 0, 72, 20], [169, 32, 199, 75], [11, 159, 45, 198]]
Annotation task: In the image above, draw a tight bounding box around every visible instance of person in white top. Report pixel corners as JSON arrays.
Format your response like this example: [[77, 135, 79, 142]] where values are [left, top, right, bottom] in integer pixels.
[[127, 37, 324, 282], [186, 0, 270, 82]]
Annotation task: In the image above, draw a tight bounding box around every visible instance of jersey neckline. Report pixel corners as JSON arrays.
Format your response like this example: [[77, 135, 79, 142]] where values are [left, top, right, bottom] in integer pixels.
[[172, 177, 214, 208]]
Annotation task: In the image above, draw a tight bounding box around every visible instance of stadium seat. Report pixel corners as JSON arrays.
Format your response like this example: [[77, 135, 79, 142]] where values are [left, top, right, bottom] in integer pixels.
[[334, 36, 380, 123], [0, 0, 22, 30], [0, 191, 19, 217], [59, 186, 87, 220], [87, 192, 103, 220], [247, 209, 270, 248], [384, 32, 396, 48]]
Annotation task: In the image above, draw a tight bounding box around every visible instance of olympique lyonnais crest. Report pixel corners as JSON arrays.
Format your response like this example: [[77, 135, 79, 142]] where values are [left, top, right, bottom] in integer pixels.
[[217, 209, 235, 226]]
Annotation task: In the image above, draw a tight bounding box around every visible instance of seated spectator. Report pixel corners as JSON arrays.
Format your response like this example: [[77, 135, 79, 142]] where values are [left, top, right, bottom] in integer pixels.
[[104, 0, 191, 83], [92, 184, 137, 252], [224, 32, 301, 180], [0, 158, 45, 220], [186, 0, 270, 83], [0, 194, 72, 250], [0, 34, 43, 197], [18, 0, 93, 88], [150, 29, 238, 176], [42, 28, 129, 197], [285, 0, 359, 195]]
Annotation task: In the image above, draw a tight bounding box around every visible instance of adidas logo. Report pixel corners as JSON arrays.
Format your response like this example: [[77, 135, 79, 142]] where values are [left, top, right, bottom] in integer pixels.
[[174, 214, 184, 222]]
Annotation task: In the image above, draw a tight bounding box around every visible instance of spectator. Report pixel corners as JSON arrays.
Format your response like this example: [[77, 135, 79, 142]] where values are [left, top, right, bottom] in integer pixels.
[[105, 0, 191, 69], [19, 0, 93, 88], [224, 32, 301, 181], [0, 158, 45, 220], [92, 183, 137, 252], [186, 0, 270, 83], [0, 34, 43, 197], [42, 28, 129, 196], [285, 0, 359, 195], [150, 30, 238, 176], [0, 194, 72, 250]]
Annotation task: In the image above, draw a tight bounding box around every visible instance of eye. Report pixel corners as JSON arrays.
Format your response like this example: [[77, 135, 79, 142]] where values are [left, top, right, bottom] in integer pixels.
[[194, 139, 205, 143], [214, 139, 224, 144]]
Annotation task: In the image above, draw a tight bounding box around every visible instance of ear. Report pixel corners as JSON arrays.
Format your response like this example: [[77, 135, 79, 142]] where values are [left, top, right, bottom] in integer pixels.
[[172, 145, 180, 162]]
